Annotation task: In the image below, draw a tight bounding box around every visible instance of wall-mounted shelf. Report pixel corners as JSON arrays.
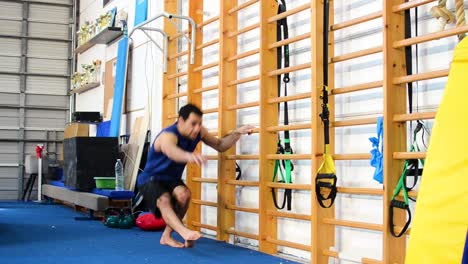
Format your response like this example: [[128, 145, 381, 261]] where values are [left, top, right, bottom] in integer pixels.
[[70, 82, 100, 94], [74, 27, 123, 54]]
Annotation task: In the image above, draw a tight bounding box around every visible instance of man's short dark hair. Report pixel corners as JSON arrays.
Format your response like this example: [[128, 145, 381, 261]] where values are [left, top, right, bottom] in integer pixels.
[[178, 103, 203, 121]]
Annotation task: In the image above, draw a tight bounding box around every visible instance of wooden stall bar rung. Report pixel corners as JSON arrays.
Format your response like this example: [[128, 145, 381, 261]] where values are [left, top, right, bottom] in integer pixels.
[[393, 111, 436, 122], [225, 204, 259, 214], [268, 3, 310, 23], [228, 0, 259, 15], [225, 154, 259, 160], [331, 153, 371, 160], [167, 71, 187, 80], [227, 101, 260, 111], [266, 182, 311, 190], [333, 117, 378, 127], [337, 187, 384, 196], [393, 69, 449, 85], [192, 177, 218, 184], [329, 46, 382, 64], [330, 11, 382, 31], [169, 30, 189, 41], [196, 38, 219, 50], [166, 92, 188, 100], [392, 0, 437, 12], [323, 250, 383, 264], [323, 218, 384, 231], [228, 23, 260, 38], [267, 210, 311, 221], [225, 229, 259, 240], [199, 16, 219, 28], [267, 154, 312, 160], [191, 199, 218, 207], [227, 48, 260, 62], [268, 63, 310, 76], [202, 107, 218, 114], [192, 221, 217, 231], [362, 258, 383, 264], [265, 237, 311, 251], [268, 92, 311, 104], [393, 25, 468, 48], [193, 84, 218, 94], [225, 180, 259, 187], [194, 62, 219, 72], [268, 32, 310, 49], [331, 81, 383, 95], [168, 50, 188, 60], [205, 155, 219, 160], [266, 123, 311, 132], [227, 75, 260, 86], [393, 152, 426, 160]]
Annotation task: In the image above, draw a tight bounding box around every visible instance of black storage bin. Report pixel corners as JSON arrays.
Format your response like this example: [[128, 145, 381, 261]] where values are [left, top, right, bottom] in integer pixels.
[[64, 137, 118, 192]]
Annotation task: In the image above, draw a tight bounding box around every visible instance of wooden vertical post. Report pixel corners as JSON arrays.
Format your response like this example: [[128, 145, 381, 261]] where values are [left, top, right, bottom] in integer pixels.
[[259, 0, 279, 255], [383, 1, 407, 264], [162, 0, 178, 127], [217, 0, 238, 241], [186, 0, 204, 231], [311, 0, 335, 263]]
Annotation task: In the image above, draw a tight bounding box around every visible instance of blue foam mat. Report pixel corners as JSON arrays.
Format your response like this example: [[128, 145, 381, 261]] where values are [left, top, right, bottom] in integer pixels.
[[0, 202, 297, 264]]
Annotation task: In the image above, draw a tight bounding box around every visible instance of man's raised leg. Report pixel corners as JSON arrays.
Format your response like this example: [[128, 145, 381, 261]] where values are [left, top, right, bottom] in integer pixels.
[[157, 192, 201, 248], [172, 186, 196, 247]]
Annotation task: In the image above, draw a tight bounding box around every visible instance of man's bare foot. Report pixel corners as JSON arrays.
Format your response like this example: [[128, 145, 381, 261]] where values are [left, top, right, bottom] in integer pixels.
[[160, 236, 184, 248], [181, 230, 202, 241], [184, 240, 195, 248]]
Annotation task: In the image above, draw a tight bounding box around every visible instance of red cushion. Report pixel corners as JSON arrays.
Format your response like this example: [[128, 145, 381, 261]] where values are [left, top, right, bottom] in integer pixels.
[[136, 213, 166, 231]]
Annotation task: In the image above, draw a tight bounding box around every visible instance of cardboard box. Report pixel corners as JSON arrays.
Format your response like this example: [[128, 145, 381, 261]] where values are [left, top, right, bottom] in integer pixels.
[[64, 123, 89, 139]]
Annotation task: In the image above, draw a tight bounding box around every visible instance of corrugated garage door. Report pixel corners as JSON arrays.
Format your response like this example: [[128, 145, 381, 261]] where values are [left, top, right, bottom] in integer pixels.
[[0, 0, 72, 200]]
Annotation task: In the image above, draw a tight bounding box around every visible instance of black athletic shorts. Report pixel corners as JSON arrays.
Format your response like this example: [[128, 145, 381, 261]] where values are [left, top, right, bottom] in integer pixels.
[[139, 177, 186, 218]]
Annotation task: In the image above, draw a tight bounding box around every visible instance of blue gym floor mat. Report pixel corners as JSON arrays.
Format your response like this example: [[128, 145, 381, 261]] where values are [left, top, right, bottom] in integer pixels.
[[0, 202, 298, 263]]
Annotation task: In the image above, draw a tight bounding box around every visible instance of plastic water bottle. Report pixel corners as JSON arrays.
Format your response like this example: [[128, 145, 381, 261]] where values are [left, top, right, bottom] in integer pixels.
[[115, 159, 124, 191]]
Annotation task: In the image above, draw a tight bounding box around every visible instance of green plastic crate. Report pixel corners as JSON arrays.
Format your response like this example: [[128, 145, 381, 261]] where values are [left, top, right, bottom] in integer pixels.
[[94, 177, 115, 189]]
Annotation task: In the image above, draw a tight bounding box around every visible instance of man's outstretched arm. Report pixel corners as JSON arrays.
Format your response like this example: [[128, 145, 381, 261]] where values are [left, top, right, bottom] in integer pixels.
[[157, 133, 206, 166], [201, 125, 255, 152]]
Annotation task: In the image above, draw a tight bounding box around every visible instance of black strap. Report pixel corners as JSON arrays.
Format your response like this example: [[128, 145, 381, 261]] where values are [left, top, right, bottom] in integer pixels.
[[321, 0, 330, 145], [235, 162, 242, 181], [315, 0, 336, 209], [272, 186, 292, 210], [315, 173, 337, 208], [276, 0, 292, 155], [403, 2, 423, 203], [271, 0, 293, 211], [404, 159, 422, 189], [389, 199, 412, 237], [405, 6, 413, 114]]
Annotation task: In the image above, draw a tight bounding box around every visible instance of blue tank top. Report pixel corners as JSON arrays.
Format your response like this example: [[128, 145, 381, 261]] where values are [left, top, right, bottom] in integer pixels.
[[137, 123, 201, 186]]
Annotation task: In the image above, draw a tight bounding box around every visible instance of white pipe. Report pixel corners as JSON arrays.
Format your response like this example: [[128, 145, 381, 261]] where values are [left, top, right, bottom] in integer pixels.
[[130, 12, 196, 64], [168, 13, 196, 64]]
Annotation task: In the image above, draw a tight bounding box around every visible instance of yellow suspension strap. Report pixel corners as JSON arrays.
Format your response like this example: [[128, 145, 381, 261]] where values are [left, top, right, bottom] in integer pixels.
[[315, 0, 337, 209], [315, 85, 337, 208]]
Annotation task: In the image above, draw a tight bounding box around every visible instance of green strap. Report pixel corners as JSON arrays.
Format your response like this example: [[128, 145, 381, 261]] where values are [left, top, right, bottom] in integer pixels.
[[283, 138, 292, 184], [392, 121, 430, 204], [392, 161, 410, 204], [273, 139, 292, 184], [273, 159, 284, 182]]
